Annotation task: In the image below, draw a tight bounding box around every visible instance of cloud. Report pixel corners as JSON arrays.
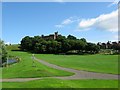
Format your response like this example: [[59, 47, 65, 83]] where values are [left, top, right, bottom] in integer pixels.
[[108, 0, 119, 7], [62, 18, 73, 25], [55, 25, 63, 28], [55, 18, 73, 28], [55, 16, 80, 28], [78, 10, 118, 32], [5, 42, 10, 45]]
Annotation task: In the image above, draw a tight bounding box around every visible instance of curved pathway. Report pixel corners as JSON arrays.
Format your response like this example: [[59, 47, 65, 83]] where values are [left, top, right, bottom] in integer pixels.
[[1, 55, 119, 82], [34, 56, 118, 80]]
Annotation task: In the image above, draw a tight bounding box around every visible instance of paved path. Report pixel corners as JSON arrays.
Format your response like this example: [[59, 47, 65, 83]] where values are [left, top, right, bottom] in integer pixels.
[[1, 55, 119, 82], [0, 78, 41, 82], [34, 56, 118, 80]]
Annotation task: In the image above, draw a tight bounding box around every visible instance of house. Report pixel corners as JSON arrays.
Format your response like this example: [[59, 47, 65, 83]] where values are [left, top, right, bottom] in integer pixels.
[[41, 32, 61, 40]]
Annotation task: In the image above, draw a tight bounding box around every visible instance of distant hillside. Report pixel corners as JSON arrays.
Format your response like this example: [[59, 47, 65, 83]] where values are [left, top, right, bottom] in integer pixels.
[[6, 44, 20, 51]]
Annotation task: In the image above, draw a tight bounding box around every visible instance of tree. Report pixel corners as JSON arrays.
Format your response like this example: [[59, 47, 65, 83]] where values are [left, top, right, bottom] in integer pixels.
[[0, 40, 8, 65], [75, 40, 86, 51], [20, 34, 100, 54], [61, 40, 71, 53], [34, 43, 46, 53], [20, 36, 33, 51], [67, 35, 76, 40], [68, 40, 76, 50], [80, 38, 87, 43], [85, 43, 100, 54], [56, 35, 66, 42], [32, 36, 44, 47], [46, 40, 62, 53], [112, 42, 119, 50]]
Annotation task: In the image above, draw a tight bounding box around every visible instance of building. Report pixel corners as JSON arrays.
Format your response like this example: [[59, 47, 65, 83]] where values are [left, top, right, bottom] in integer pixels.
[[97, 41, 120, 50], [41, 32, 60, 40]]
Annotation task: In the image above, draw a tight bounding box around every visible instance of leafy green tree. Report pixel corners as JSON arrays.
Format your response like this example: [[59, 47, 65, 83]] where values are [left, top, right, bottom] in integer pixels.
[[46, 40, 61, 53], [112, 42, 120, 51], [61, 40, 71, 53], [20, 36, 33, 51], [67, 35, 77, 40], [80, 38, 87, 43], [56, 35, 66, 42], [0, 40, 8, 65], [34, 42, 46, 53], [75, 40, 86, 52], [20, 34, 100, 54], [85, 43, 100, 54], [32, 36, 46, 53], [68, 40, 76, 50]]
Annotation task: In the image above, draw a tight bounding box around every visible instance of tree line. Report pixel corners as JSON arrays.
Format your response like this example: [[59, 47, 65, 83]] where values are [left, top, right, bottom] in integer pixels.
[[20, 35, 100, 54]]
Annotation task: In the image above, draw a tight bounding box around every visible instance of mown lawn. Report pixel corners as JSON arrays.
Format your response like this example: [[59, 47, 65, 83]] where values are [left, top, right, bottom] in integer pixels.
[[6, 44, 20, 51], [2, 51, 73, 78], [0, 68, 2, 89], [2, 50, 118, 88], [2, 78, 118, 88], [35, 54, 118, 74]]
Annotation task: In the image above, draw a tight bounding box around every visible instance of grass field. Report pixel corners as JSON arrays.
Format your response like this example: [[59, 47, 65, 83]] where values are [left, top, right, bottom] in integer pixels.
[[35, 54, 118, 74], [2, 78, 118, 88], [2, 51, 73, 78], [0, 68, 2, 89], [2, 45, 118, 88], [6, 44, 20, 51]]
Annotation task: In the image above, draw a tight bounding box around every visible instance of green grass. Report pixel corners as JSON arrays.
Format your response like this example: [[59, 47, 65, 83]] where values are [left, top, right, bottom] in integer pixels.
[[2, 46, 118, 88], [2, 78, 118, 88], [2, 51, 73, 78], [35, 54, 118, 74], [0, 68, 2, 89], [6, 44, 20, 51]]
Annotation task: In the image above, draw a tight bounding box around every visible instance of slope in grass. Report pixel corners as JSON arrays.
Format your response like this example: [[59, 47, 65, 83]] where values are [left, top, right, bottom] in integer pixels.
[[6, 44, 20, 51], [35, 54, 118, 74], [2, 51, 73, 78]]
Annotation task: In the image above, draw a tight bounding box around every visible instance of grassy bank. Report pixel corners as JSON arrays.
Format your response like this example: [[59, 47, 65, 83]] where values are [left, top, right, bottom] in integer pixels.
[[35, 54, 118, 74], [2, 51, 73, 78], [2, 45, 118, 88]]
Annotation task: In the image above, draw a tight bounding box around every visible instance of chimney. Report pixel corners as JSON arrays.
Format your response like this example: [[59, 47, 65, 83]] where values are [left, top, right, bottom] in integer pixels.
[[54, 31, 58, 39]]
